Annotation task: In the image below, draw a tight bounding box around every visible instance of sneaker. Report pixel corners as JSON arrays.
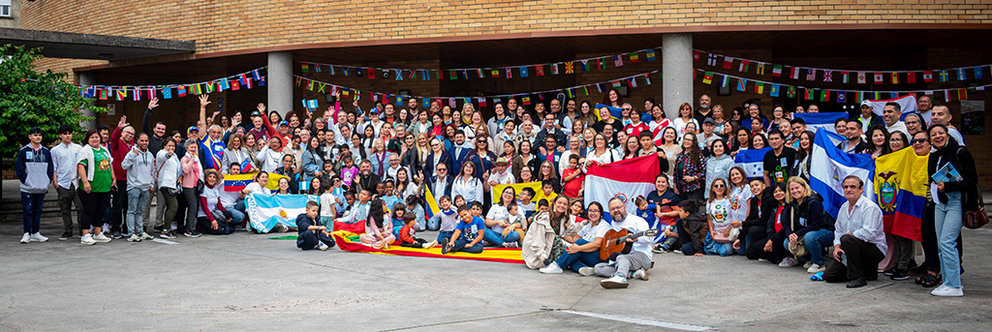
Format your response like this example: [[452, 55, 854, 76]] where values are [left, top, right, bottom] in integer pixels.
[[803, 261, 813, 269], [30, 233, 49, 242], [127, 234, 141, 242], [80, 234, 96, 246], [931, 285, 964, 297], [422, 240, 438, 249], [19, 233, 30, 244], [890, 269, 910, 281], [600, 275, 629, 289], [807, 263, 826, 274], [112, 232, 124, 239], [440, 237, 451, 255], [883, 268, 895, 276], [539, 262, 563, 274], [92, 233, 112, 243], [757, 258, 768, 262], [274, 224, 289, 233], [160, 231, 176, 239], [778, 257, 798, 267], [59, 231, 73, 241], [184, 230, 202, 238], [316, 242, 329, 251], [140, 232, 155, 241], [501, 242, 519, 248], [846, 277, 867, 288], [632, 268, 649, 281], [578, 267, 596, 276]]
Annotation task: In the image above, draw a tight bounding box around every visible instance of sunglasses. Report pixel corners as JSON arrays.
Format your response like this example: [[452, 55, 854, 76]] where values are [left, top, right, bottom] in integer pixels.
[[714, 184, 726, 188], [912, 139, 928, 144], [437, 168, 447, 171]]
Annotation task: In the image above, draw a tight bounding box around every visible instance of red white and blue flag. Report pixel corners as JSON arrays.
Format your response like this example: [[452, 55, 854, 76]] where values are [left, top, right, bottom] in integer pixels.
[[584, 155, 659, 216]]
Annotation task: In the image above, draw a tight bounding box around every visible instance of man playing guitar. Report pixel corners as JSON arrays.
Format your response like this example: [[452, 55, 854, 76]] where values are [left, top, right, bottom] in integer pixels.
[[595, 197, 654, 289]]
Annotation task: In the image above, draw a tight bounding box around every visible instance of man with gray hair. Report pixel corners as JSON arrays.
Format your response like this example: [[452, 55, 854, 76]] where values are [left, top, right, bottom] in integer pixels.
[[595, 197, 653, 289], [196, 95, 227, 170], [109, 115, 136, 238], [824, 175, 886, 288]]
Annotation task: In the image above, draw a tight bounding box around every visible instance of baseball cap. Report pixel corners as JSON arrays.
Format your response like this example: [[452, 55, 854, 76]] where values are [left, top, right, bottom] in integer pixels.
[[703, 117, 716, 125], [860, 100, 872, 107], [495, 157, 508, 165], [279, 121, 290, 127], [250, 111, 262, 117]]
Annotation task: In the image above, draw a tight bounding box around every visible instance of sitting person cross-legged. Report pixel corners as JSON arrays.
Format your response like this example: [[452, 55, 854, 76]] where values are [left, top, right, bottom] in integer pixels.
[[295, 201, 336, 251], [441, 205, 485, 254], [824, 175, 887, 288], [595, 197, 653, 289], [539, 201, 609, 275]]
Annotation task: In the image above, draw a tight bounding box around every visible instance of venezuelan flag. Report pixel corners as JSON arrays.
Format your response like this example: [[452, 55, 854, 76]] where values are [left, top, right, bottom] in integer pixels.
[[873, 147, 928, 241], [223, 172, 287, 192], [424, 185, 440, 222]]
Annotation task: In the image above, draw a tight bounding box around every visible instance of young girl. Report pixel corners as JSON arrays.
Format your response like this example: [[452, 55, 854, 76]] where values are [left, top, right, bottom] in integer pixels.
[[360, 198, 394, 249], [390, 202, 407, 239], [705, 178, 735, 256], [307, 177, 322, 196], [275, 177, 293, 195], [339, 155, 358, 188]]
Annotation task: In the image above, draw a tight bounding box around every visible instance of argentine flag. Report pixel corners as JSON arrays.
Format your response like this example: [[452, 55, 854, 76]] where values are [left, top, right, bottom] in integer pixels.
[[809, 128, 875, 219], [733, 147, 771, 180], [245, 194, 319, 233], [793, 112, 849, 134]]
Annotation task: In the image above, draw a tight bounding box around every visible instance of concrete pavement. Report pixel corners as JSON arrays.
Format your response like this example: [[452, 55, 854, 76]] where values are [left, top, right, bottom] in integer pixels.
[[1, 215, 990, 331]]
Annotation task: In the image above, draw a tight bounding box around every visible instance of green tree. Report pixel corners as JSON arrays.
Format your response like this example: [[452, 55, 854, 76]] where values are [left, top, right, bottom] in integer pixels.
[[0, 44, 106, 158]]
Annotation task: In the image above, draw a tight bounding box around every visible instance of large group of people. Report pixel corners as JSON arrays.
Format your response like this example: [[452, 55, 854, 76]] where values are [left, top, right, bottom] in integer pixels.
[[15, 88, 977, 295]]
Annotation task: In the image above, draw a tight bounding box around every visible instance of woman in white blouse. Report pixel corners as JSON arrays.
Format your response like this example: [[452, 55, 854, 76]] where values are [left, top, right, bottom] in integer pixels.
[[451, 161, 483, 205]]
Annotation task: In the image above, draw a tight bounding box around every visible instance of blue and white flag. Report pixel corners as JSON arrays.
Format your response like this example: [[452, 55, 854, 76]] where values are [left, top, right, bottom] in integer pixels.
[[734, 147, 771, 179], [245, 194, 319, 233], [793, 112, 848, 134], [864, 95, 917, 119], [809, 128, 875, 219]]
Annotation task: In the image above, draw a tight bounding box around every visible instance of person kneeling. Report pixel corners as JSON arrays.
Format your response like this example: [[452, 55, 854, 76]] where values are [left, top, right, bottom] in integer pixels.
[[197, 170, 235, 235], [824, 176, 886, 288], [296, 201, 336, 251], [441, 205, 485, 254]]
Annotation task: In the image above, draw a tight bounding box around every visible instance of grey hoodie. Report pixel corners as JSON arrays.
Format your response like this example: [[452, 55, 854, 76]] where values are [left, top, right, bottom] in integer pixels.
[[121, 146, 155, 190]]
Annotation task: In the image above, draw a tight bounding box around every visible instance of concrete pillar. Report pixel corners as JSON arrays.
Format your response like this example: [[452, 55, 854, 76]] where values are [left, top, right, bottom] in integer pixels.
[[662, 33, 693, 119], [77, 72, 96, 130], [267, 51, 293, 116]]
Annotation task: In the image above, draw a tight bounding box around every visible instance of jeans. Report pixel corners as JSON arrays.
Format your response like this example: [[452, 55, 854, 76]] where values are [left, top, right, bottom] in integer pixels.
[[227, 208, 246, 226], [126, 188, 150, 236], [483, 228, 521, 246], [56, 186, 82, 233], [436, 231, 454, 243], [704, 233, 734, 256], [110, 180, 128, 233], [21, 192, 45, 234], [934, 192, 964, 288], [182, 187, 199, 232], [803, 229, 835, 265], [553, 239, 603, 271], [450, 237, 483, 253]]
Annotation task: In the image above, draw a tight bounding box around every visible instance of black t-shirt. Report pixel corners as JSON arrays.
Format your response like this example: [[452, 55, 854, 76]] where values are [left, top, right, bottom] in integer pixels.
[[763, 146, 797, 184]]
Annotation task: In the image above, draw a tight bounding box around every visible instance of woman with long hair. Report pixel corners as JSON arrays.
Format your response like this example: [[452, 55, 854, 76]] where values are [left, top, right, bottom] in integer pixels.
[[579, 100, 597, 128], [451, 161, 483, 205], [704, 178, 735, 256], [622, 135, 640, 160], [704, 139, 734, 199], [300, 136, 323, 183], [540, 201, 610, 275], [658, 127, 680, 178], [537, 160, 560, 191], [926, 124, 977, 296], [179, 139, 204, 237], [866, 126, 891, 159], [482, 186, 526, 247], [512, 140, 539, 180], [779, 176, 833, 273], [673, 134, 706, 201], [672, 103, 699, 137], [794, 130, 815, 182]]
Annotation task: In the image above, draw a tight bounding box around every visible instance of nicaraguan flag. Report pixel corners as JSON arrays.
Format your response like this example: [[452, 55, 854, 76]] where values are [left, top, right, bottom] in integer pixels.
[[733, 147, 771, 180], [810, 128, 875, 219], [793, 112, 848, 134], [584, 155, 659, 216], [864, 95, 917, 119], [245, 194, 318, 233]]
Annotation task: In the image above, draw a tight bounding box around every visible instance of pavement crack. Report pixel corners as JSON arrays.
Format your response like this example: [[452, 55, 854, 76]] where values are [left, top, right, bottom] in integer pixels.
[[379, 310, 544, 331]]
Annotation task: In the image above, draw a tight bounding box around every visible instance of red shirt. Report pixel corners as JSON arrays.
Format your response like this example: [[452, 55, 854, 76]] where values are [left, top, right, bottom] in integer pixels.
[[562, 168, 584, 198], [624, 122, 649, 137], [398, 224, 416, 244]]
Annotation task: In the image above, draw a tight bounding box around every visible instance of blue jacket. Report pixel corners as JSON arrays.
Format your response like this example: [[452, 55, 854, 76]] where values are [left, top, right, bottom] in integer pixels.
[[15, 144, 54, 194]]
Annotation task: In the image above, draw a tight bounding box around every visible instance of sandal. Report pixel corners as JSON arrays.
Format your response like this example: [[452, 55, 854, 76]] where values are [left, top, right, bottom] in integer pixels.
[[920, 273, 940, 288]]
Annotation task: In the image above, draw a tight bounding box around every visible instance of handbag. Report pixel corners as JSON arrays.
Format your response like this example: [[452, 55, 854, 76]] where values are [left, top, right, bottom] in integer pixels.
[[963, 184, 988, 229]]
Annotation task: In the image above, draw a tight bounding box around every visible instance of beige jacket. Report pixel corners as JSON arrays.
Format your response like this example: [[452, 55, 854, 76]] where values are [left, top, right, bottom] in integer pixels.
[[522, 212, 556, 269]]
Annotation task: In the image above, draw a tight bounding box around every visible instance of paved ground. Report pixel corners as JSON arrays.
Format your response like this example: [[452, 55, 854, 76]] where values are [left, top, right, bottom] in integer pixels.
[[2, 211, 990, 332]]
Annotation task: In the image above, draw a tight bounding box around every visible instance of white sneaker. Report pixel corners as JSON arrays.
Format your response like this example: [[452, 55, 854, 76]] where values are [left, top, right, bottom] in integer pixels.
[[80, 234, 96, 246], [127, 234, 141, 242], [539, 262, 563, 274], [20, 233, 30, 244], [931, 285, 964, 297], [140, 232, 154, 241], [316, 242, 329, 251], [807, 263, 826, 274], [29, 232, 49, 242], [578, 267, 596, 276], [92, 233, 112, 243], [632, 268, 649, 281], [600, 275, 629, 289], [422, 240, 438, 249], [803, 261, 812, 269], [778, 257, 798, 267]]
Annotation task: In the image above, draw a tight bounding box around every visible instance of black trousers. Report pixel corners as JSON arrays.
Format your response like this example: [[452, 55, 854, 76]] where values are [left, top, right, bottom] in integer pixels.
[[399, 238, 428, 248], [824, 234, 884, 282], [110, 180, 128, 233], [746, 230, 787, 263], [297, 230, 336, 250]]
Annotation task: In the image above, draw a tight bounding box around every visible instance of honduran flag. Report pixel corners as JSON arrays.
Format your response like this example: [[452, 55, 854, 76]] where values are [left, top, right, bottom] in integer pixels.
[[584, 155, 659, 216], [810, 128, 875, 220], [733, 147, 771, 180], [245, 194, 318, 233], [873, 146, 927, 241], [792, 112, 848, 134]]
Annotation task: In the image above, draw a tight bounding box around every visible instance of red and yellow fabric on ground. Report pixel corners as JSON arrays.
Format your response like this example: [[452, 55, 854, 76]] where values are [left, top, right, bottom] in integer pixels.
[[330, 231, 524, 264]]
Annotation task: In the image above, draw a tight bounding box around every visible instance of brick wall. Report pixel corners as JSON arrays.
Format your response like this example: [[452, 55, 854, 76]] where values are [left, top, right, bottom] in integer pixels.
[[18, 0, 992, 59]]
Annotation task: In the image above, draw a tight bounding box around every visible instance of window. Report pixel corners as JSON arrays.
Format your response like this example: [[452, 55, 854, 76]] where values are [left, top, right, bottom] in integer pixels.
[[0, 0, 11, 18]]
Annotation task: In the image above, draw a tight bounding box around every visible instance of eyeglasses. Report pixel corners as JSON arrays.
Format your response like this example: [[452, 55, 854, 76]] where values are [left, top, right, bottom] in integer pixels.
[[477, 141, 488, 144], [437, 168, 447, 171]]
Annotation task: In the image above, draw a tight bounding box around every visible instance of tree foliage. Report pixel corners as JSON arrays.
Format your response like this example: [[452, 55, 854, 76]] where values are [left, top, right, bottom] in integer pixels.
[[0, 44, 107, 158]]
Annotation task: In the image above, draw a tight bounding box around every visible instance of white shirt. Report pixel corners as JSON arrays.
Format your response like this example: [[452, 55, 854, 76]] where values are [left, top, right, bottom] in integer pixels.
[[707, 198, 732, 232], [485, 204, 526, 233], [885, 121, 910, 139], [578, 220, 610, 242], [487, 167, 515, 186], [452, 176, 483, 205], [834, 195, 887, 254], [50, 142, 82, 189], [197, 186, 222, 218], [243, 182, 271, 196], [217, 182, 240, 208], [727, 185, 753, 222], [610, 213, 653, 257], [256, 147, 283, 173]]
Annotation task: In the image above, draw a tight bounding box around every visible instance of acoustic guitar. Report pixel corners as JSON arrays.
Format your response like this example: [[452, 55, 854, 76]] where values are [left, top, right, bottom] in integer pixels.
[[599, 228, 659, 260]]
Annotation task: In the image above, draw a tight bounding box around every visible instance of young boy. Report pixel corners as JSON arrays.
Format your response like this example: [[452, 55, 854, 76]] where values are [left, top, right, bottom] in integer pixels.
[[318, 180, 340, 229], [561, 154, 584, 199], [518, 187, 538, 218], [633, 196, 656, 227], [296, 201, 336, 251], [427, 195, 459, 242], [441, 205, 485, 254], [539, 180, 558, 202], [397, 212, 437, 249]]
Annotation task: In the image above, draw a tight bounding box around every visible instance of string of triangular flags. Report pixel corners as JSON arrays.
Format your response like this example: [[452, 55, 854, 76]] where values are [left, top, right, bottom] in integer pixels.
[[296, 70, 661, 109], [693, 49, 989, 86], [77, 67, 267, 101], [697, 68, 988, 103], [297, 48, 660, 80]]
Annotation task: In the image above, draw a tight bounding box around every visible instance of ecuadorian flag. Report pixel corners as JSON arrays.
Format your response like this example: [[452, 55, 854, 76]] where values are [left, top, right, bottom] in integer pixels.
[[873, 147, 928, 241], [223, 172, 287, 192]]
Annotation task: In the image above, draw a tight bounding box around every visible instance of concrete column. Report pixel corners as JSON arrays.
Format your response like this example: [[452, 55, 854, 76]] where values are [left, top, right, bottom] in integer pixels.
[[77, 72, 96, 130], [662, 33, 693, 119], [267, 51, 293, 116]]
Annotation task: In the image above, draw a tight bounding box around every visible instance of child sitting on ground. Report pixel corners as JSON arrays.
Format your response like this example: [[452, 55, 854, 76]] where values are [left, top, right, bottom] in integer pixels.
[[427, 195, 459, 241], [296, 201, 336, 251], [441, 205, 485, 254], [390, 202, 406, 238], [396, 212, 437, 249], [359, 198, 394, 249]]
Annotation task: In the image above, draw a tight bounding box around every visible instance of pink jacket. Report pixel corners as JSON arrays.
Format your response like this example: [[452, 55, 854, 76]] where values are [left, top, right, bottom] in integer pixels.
[[180, 154, 202, 189]]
